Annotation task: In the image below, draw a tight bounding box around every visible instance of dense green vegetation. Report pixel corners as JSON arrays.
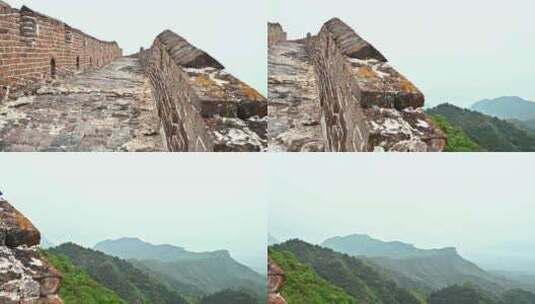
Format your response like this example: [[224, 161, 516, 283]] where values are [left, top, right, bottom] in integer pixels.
[[428, 115, 483, 152], [42, 251, 126, 304], [269, 248, 356, 304], [200, 289, 258, 304], [273, 240, 423, 304], [49, 243, 188, 304], [502, 289, 535, 304], [426, 104, 535, 152], [428, 284, 500, 304]]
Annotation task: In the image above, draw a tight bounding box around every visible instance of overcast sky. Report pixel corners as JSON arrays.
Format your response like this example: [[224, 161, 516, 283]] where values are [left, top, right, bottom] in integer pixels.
[[270, 0, 535, 108], [7, 0, 267, 95], [0, 154, 267, 273], [268, 154, 535, 273]]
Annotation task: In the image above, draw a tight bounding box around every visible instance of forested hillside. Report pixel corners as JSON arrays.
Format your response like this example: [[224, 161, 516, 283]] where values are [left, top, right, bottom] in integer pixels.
[[43, 251, 126, 304], [269, 247, 356, 304], [272, 240, 424, 304], [49, 243, 188, 304], [427, 104, 535, 152]]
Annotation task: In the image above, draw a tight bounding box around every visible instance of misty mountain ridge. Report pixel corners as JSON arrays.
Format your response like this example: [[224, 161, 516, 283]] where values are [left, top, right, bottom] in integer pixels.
[[322, 234, 458, 260], [94, 237, 265, 298], [321, 234, 523, 294], [94, 237, 232, 262], [471, 96, 535, 121]]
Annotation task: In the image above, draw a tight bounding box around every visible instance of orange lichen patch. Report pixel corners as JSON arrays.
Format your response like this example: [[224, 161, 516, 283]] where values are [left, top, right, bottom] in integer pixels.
[[238, 82, 264, 102], [356, 66, 378, 79], [190, 74, 226, 99], [15, 212, 35, 231], [398, 77, 418, 93], [192, 74, 217, 87]]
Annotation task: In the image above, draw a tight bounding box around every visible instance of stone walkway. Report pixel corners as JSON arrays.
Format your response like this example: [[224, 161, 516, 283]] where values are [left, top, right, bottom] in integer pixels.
[[268, 41, 324, 152], [0, 57, 164, 152]]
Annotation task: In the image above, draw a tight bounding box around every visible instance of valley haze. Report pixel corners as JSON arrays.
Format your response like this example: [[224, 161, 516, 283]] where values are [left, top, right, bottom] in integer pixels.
[[0, 154, 267, 274], [268, 154, 535, 274]]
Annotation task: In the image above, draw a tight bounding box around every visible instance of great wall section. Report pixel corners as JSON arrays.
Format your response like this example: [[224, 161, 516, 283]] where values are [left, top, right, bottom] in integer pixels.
[[139, 30, 267, 152], [268, 18, 447, 152], [1, 1, 445, 153], [0, 197, 63, 304], [0, 1, 267, 152]]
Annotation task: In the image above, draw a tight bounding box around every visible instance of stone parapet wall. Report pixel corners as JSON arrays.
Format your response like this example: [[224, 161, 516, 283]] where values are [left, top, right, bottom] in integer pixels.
[[303, 18, 446, 152], [0, 2, 122, 101], [142, 30, 267, 152], [141, 35, 213, 151], [307, 24, 370, 152]]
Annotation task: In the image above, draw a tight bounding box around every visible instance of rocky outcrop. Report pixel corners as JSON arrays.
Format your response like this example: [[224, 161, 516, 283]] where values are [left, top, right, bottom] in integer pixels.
[[268, 258, 287, 304], [268, 18, 446, 152], [141, 30, 267, 152], [0, 199, 63, 304]]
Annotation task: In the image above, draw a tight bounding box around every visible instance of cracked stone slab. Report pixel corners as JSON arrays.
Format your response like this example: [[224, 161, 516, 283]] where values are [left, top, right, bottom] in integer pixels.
[[268, 41, 324, 152], [0, 57, 164, 152]]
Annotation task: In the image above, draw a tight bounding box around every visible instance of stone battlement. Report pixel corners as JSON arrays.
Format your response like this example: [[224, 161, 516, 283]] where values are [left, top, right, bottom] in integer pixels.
[[0, 2, 122, 101], [141, 30, 267, 152]]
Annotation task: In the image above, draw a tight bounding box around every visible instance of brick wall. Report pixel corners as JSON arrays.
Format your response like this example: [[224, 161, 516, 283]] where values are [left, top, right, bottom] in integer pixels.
[[141, 33, 214, 152], [0, 4, 122, 101], [307, 26, 370, 152]]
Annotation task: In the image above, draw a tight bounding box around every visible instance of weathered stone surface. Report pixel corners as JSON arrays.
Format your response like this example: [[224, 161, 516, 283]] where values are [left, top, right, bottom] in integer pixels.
[[157, 30, 224, 70], [142, 30, 267, 152], [323, 18, 387, 62], [0, 58, 163, 152], [268, 41, 324, 152], [268, 19, 446, 152], [268, 258, 287, 304], [0, 200, 63, 304], [365, 107, 446, 152], [0, 200, 40, 247]]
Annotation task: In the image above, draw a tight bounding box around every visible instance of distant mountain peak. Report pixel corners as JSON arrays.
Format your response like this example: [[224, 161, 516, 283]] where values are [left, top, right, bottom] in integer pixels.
[[322, 234, 459, 259], [471, 96, 535, 121], [96, 237, 186, 251]]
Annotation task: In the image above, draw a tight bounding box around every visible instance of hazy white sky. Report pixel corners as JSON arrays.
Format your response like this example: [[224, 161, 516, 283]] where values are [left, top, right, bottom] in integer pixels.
[[268, 154, 535, 273], [8, 0, 267, 95], [270, 0, 535, 108], [0, 154, 267, 272]]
